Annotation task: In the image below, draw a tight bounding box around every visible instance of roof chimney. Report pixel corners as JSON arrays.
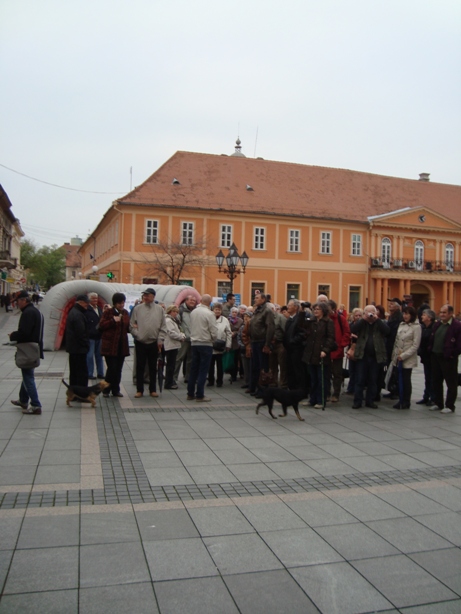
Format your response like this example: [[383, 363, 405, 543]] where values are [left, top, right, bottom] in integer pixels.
[[419, 173, 430, 182]]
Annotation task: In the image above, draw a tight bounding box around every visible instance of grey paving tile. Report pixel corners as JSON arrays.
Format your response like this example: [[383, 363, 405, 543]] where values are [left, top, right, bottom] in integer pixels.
[[169, 439, 209, 452], [135, 508, 199, 541], [139, 452, 182, 468], [285, 497, 358, 527], [266, 460, 320, 479], [352, 555, 458, 608], [415, 512, 461, 546], [341, 455, 395, 473], [34, 465, 80, 484], [408, 484, 461, 512], [290, 562, 393, 613], [3, 546, 79, 594], [408, 451, 461, 467], [373, 489, 453, 516], [0, 550, 13, 593], [144, 537, 219, 581], [39, 449, 81, 465], [204, 533, 284, 575], [80, 582, 158, 614], [349, 441, 402, 455], [237, 501, 308, 532], [0, 448, 43, 465], [155, 577, 238, 614], [325, 491, 406, 522], [227, 463, 280, 482], [81, 511, 140, 545], [0, 465, 37, 485], [399, 600, 461, 613], [316, 522, 400, 560], [417, 438, 460, 451], [187, 465, 239, 484], [410, 548, 461, 595], [145, 466, 194, 486], [304, 457, 362, 475], [0, 589, 78, 614], [17, 513, 79, 549], [224, 569, 319, 614], [213, 448, 261, 464], [0, 516, 23, 550], [203, 438, 248, 450], [287, 444, 332, 460], [176, 450, 223, 466], [80, 542, 150, 588], [316, 442, 368, 458], [269, 434, 316, 447], [261, 527, 344, 566], [249, 446, 299, 462], [187, 505, 255, 537], [134, 439, 174, 452]]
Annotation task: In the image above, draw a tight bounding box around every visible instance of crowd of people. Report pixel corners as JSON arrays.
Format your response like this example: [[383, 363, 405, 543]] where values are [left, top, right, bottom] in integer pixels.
[[8, 287, 461, 415]]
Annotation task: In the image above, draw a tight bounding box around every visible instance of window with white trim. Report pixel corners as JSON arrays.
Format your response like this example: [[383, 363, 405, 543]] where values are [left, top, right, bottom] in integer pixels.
[[415, 240, 424, 270], [254, 227, 265, 250], [288, 229, 300, 252], [381, 237, 391, 264], [181, 222, 194, 245], [445, 243, 454, 271], [220, 225, 232, 248], [145, 220, 158, 244], [351, 234, 362, 256], [320, 231, 331, 254]]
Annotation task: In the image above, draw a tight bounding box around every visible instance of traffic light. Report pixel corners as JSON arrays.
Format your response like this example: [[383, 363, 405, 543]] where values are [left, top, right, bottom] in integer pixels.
[[106, 272, 114, 280]]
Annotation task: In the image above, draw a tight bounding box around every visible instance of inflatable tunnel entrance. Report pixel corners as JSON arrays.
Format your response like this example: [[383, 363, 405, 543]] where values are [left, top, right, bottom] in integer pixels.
[[40, 281, 201, 351]]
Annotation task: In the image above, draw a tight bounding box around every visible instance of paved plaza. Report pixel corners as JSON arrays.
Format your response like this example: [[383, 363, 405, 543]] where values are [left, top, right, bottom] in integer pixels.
[[1, 308, 461, 613]]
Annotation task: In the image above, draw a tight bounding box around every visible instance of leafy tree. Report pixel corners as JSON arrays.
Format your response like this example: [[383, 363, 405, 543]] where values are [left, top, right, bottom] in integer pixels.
[[20, 240, 66, 289]]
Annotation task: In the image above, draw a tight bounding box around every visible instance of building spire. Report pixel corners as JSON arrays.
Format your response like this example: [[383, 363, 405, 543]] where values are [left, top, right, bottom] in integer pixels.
[[231, 137, 246, 157]]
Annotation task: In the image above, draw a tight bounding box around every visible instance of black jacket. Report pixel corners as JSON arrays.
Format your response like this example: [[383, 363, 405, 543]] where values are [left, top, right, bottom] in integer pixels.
[[10, 302, 44, 359], [85, 305, 103, 340], [65, 303, 89, 354]]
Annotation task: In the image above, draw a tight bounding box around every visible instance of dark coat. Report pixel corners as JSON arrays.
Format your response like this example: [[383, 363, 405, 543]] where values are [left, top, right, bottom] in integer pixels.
[[428, 318, 461, 359], [65, 303, 89, 354], [351, 317, 389, 364], [283, 311, 306, 351], [249, 302, 275, 345], [10, 302, 44, 359], [85, 304, 103, 340], [302, 316, 335, 366], [418, 322, 434, 364], [228, 316, 243, 351], [99, 307, 130, 357]]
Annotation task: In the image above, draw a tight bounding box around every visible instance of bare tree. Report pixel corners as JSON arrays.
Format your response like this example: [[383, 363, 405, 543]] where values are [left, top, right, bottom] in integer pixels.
[[134, 235, 214, 285]]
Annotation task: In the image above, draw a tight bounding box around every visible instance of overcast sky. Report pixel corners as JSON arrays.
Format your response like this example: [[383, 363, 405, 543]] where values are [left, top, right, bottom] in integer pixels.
[[1, 0, 460, 247]]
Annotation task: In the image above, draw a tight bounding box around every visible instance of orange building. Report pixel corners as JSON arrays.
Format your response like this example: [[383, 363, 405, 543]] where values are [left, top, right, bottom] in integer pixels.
[[79, 145, 461, 311]]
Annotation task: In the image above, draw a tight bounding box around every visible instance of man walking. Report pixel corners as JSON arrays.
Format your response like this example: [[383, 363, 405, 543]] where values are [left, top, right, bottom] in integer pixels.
[[428, 304, 461, 414], [10, 290, 44, 415], [187, 294, 218, 402], [85, 292, 104, 379], [249, 293, 275, 397], [130, 288, 167, 398], [65, 294, 90, 386]]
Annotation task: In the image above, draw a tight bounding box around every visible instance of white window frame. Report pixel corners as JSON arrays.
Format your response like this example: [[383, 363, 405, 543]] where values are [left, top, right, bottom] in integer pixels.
[[381, 237, 391, 265], [288, 229, 300, 252], [445, 243, 454, 271], [351, 233, 362, 256], [415, 240, 424, 271], [220, 224, 232, 248], [254, 227, 265, 250], [320, 231, 331, 254], [145, 219, 159, 244], [181, 221, 194, 246]]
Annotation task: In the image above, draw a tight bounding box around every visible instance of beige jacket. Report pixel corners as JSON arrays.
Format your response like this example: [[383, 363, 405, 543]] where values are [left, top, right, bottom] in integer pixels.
[[129, 302, 167, 344], [392, 321, 422, 369]]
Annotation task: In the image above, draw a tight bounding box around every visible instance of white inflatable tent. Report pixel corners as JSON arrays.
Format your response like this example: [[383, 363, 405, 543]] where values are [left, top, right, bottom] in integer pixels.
[[40, 281, 201, 351]]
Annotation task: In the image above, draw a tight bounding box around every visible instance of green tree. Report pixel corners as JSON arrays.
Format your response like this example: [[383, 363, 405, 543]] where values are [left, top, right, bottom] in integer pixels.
[[20, 240, 66, 289]]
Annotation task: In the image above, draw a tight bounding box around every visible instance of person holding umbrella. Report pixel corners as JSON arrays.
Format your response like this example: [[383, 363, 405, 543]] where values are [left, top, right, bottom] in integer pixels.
[[390, 306, 421, 409]]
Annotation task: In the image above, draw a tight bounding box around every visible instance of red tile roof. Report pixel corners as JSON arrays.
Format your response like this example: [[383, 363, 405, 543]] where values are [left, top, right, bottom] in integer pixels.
[[116, 151, 461, 224]]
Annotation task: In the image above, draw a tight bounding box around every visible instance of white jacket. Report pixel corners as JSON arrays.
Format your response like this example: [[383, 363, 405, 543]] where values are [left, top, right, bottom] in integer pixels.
[[392, 321, 422, 369], [164, 315, 186, 352], [213, 315, 232, 354]]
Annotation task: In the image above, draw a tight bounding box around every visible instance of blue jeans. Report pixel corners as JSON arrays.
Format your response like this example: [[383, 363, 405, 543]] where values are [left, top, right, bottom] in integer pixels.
[[19, 368, 41, 408], [87, 339, 105, 378], [187, 346, 213, 399]]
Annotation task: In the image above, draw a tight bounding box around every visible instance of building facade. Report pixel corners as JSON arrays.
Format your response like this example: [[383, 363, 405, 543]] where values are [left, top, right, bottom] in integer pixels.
[[79, 148, 461, 311]]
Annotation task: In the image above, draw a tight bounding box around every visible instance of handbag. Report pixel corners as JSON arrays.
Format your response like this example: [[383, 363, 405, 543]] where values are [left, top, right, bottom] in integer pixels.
[[222, 349, 235, 373], [212, 338, 226, 352], [259, 368, 276, 387], [15, 342, 41, 369]]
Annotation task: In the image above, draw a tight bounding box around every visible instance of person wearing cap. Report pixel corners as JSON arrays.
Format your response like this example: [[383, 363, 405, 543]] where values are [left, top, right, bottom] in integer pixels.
[[130, 288, 167, 398], [99, 292, 130, 397], [9, 290, 44, 415], [382, 298, 404, 399], [65, 295, 90, 387], [85, 292, 104, 380]]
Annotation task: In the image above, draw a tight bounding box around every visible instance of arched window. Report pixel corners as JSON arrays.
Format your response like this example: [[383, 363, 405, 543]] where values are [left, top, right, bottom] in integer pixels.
[[381, 238, 391, 266], [415, 240, 424, 271], [445, 243, 454, 272]]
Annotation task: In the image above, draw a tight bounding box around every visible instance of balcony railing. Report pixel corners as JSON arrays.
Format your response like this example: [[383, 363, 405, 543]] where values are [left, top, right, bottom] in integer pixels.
[[0, 251, 17, 269], [370, 257, 458, 273]]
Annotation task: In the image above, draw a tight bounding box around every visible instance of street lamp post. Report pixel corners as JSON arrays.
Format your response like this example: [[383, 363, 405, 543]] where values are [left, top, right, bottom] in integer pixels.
[[215, 243, 249, 294]]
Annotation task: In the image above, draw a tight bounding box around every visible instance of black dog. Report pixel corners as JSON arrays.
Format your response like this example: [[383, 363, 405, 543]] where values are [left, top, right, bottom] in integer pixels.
[[256, 388, 306, 421], [62, 379, 110, 407]]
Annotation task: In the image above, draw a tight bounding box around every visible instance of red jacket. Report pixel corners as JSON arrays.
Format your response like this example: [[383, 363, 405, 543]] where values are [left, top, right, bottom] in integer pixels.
[[99, 307, 130, 357], [330, 311, 351, 360]]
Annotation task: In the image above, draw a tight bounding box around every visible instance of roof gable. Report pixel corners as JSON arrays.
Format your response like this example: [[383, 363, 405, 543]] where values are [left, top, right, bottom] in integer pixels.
[[369, 207, 461, 232]]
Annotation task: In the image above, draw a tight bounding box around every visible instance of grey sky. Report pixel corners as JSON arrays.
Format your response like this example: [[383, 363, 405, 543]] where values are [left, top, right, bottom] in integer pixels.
[[1, 0, 460, 247]]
